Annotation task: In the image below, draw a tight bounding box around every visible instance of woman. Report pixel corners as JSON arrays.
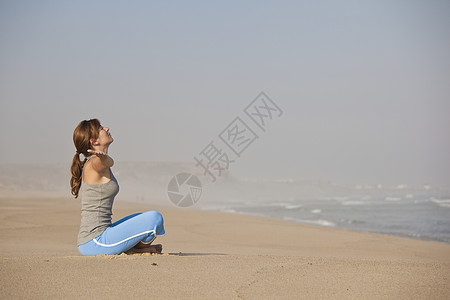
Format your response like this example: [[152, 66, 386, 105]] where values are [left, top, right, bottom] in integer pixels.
[[70, 119, 165, 256]]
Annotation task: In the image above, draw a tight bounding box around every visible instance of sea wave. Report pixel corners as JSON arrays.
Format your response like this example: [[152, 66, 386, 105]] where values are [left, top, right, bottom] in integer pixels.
[[284, 204, 303, 210], [283, 217, 336, 227], [430, 198, 450, 208], [343, 219, 366, 225], [385, 197, 402, 201], [319, 196, 350, 201], [341, 201, 365, 206], [260, 202, 292, 208]]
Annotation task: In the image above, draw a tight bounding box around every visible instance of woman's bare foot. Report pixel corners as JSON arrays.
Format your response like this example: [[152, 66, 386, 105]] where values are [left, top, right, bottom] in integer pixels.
[[127, 242, 163, 254]]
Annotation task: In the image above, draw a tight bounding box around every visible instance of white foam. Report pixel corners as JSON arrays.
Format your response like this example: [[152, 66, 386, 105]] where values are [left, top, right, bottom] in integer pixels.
[[342, 201, 365, 206], [430, 198, 450, 208], [282, 217, 336, 227], [311, 209, 321, 214], [221, 209, 237, 214], [345, 219, 365, 224], [284, 204, 303, 209], [385, 197, 402, 201], [261, 202, 291, 207], [302, 219, 336, 227], [430, 198, 450, 203]]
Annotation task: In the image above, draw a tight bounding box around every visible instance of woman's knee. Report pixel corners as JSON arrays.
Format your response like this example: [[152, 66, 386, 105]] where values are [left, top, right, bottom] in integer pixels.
[[144, 210, 163, 222], [143, 210, 165, 234]]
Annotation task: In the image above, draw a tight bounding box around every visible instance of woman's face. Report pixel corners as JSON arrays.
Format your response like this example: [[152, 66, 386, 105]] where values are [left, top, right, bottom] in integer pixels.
[[96, 125, 114, 146]]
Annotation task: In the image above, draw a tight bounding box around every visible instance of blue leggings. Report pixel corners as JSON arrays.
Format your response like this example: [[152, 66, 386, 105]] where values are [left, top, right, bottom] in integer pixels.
[[78, 211, 165, 256]]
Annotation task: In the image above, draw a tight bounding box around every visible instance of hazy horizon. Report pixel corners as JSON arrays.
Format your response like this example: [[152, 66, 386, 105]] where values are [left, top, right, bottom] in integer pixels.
[[1, 1, 449, 187]]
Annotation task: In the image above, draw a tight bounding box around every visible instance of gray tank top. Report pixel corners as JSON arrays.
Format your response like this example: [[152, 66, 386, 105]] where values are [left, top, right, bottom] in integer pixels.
[[77, 168, 119, 246]]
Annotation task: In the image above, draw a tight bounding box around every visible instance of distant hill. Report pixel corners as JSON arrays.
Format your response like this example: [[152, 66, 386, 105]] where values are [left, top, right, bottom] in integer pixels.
[[1, 162, 447, 208]]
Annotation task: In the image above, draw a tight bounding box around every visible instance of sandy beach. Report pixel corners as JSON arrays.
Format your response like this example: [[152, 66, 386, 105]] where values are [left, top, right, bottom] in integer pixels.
[[1, 196, 449, 299]]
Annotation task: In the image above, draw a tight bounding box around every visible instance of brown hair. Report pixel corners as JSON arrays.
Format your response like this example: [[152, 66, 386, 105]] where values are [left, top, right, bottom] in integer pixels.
[[70, 119, 101, 198]]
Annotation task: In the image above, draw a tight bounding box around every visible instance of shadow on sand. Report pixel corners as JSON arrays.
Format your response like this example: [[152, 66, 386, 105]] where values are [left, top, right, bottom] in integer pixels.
[[167, 252, 228, 256]]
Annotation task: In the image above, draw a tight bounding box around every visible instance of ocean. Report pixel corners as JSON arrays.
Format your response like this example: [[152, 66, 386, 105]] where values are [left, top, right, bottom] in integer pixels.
[[199, 193, 450, 244]]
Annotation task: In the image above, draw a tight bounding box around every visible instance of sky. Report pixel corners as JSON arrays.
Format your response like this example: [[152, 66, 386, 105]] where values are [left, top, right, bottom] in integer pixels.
[[1, 0, 449, 187]]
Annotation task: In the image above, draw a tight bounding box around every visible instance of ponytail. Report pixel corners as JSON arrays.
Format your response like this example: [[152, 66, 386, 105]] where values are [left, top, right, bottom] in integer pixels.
[[70, 153, 87, 198], [70, 119, 101, 198]]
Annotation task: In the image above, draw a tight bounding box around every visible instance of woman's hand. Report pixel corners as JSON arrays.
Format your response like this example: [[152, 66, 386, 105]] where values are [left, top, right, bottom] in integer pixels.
[[87, 149, 114, 169], [87, 149, 108, 158]]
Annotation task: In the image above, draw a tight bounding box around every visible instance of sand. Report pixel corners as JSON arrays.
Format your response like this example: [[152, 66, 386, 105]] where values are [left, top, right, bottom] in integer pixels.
[[1, 197, 449, 299]]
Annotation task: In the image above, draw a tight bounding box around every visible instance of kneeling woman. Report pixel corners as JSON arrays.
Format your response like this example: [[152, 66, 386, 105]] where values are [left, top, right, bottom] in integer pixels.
[[70, 119, 165, 256]]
